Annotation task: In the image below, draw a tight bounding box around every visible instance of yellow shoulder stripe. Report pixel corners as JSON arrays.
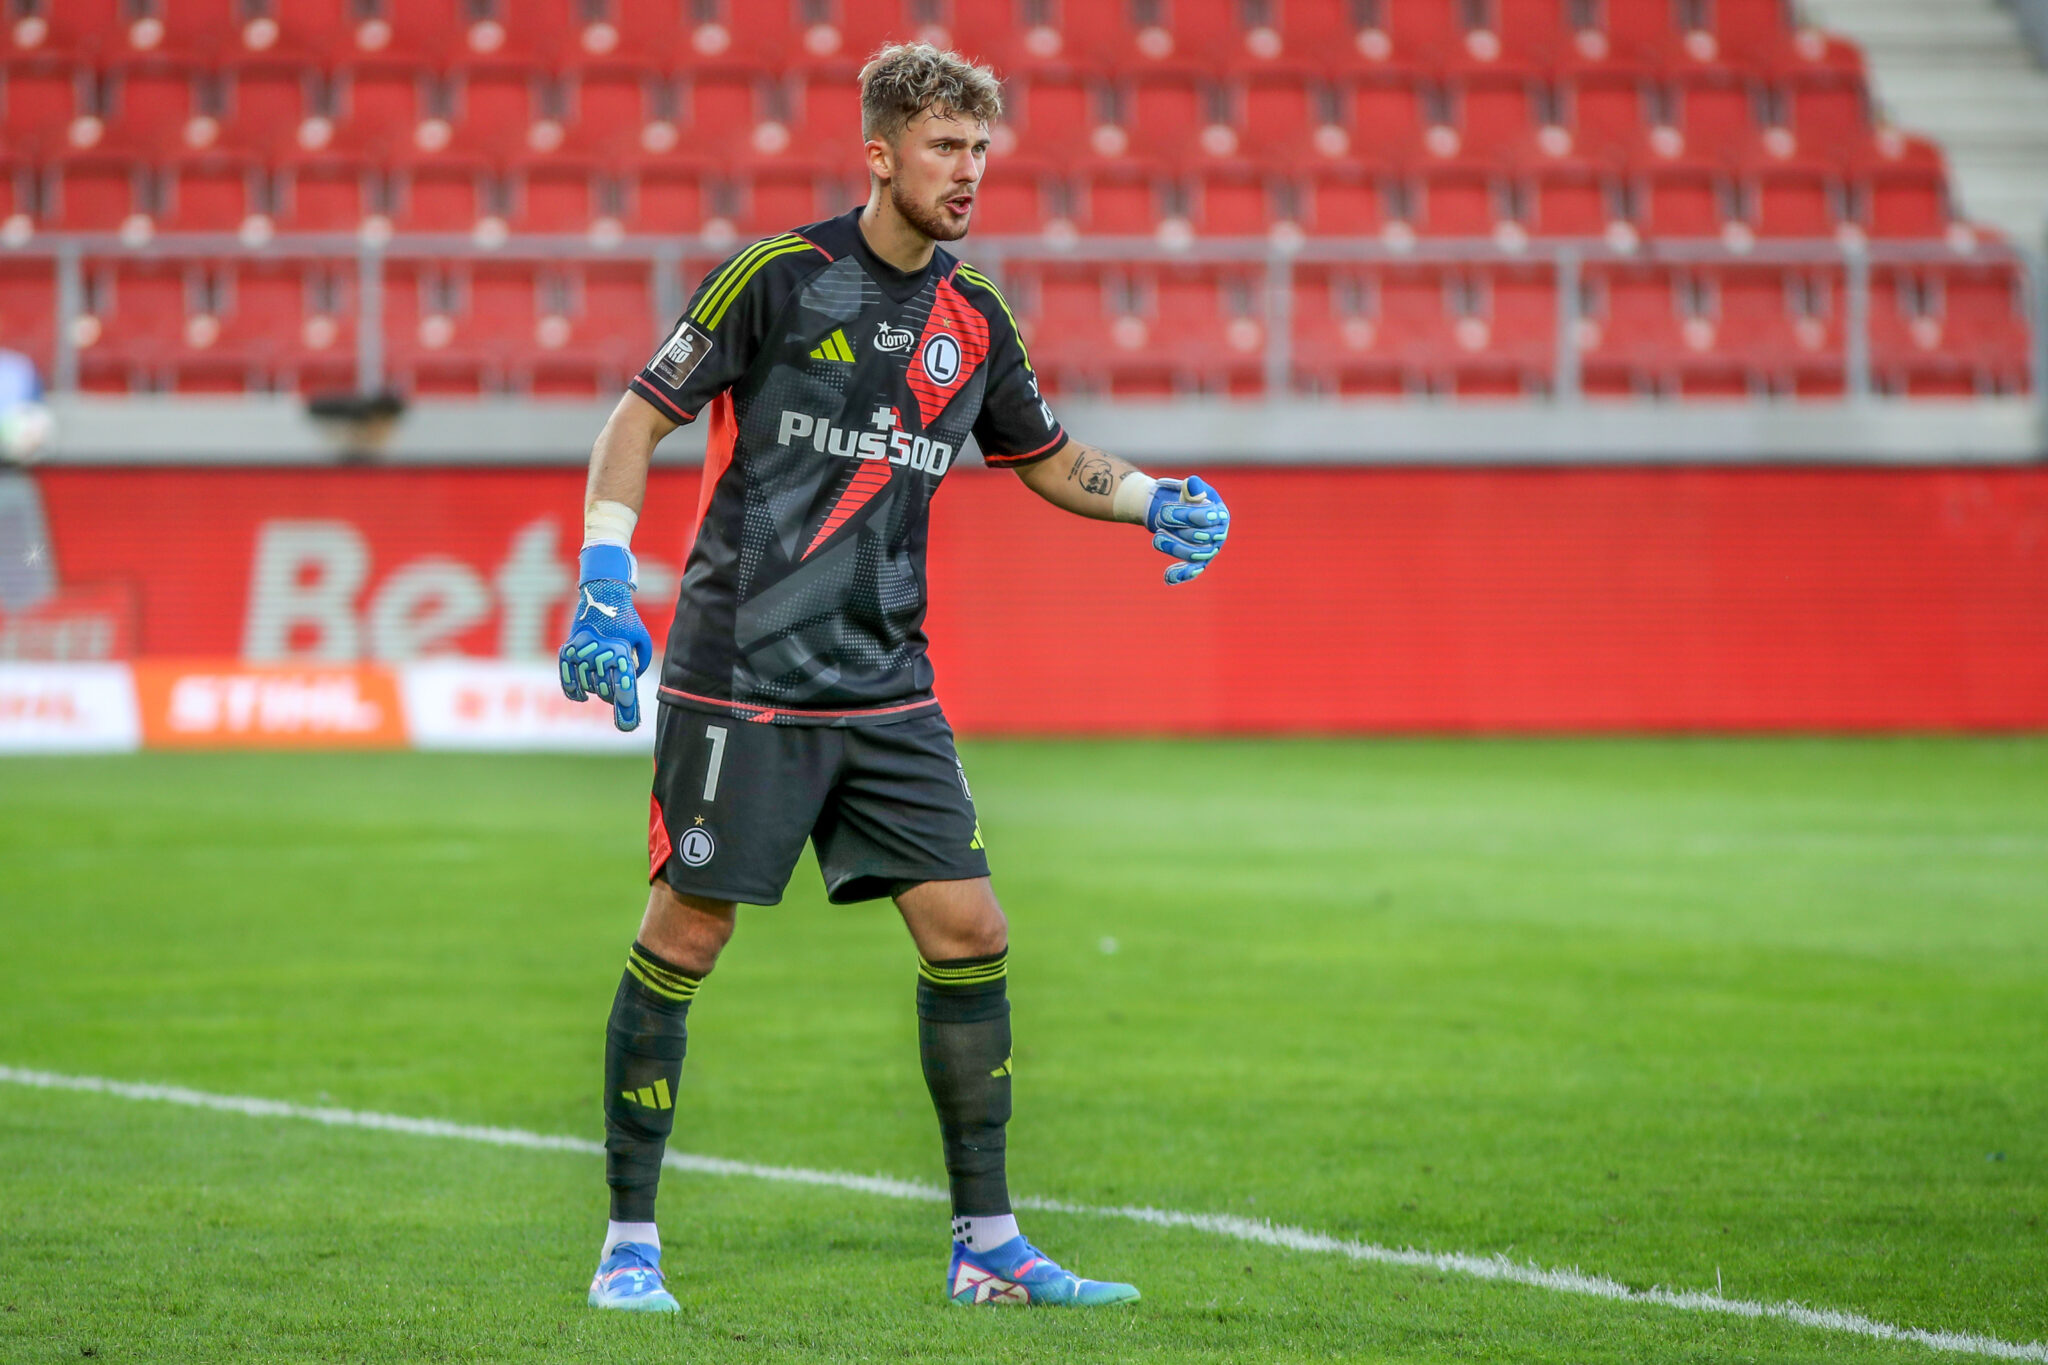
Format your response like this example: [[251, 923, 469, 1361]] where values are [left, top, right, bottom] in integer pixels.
[[693, 234, 814, 331], [955, 266, 1034, 372]]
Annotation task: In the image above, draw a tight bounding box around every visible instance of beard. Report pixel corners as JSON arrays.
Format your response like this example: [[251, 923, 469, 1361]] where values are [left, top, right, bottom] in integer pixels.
[[889, 175, 971, 243]]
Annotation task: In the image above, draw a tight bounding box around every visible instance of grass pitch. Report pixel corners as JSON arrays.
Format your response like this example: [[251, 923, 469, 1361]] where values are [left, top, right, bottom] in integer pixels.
[[0, 738, 2043, 1363]]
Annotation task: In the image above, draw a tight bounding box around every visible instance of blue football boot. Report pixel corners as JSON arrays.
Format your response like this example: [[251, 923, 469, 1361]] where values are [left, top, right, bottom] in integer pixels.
[[587, 1241, 680, 1312], [946, 1235, 1140, 1307]]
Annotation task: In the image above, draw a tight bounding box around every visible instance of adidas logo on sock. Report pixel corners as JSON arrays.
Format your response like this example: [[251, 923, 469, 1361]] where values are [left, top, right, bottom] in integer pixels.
[[621, 1078, 673, 1110]]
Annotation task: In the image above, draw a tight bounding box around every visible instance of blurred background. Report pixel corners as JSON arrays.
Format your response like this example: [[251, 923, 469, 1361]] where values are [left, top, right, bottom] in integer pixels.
[[1, 0, 2044, 748]]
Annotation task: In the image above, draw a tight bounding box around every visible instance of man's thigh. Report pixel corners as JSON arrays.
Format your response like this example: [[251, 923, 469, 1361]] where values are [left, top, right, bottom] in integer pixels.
[[812, 711, 990, 905], [650, 704, 840, 906]]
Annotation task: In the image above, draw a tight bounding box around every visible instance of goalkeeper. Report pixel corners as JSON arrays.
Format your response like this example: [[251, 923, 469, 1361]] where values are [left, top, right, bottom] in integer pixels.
[[560, 42, 1230, 1312]]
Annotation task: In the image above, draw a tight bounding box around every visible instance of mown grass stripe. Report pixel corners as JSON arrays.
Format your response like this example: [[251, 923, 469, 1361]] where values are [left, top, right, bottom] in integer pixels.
[[3, 1064, 2042, 1363]]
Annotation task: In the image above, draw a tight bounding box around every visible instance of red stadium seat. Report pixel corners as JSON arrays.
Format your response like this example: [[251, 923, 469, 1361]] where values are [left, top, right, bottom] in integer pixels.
[[1416, 163, 1500, 236], [1862, 156, 1950, 240], [1569, 70, 1656, 165], [944, 0, 1025, 68], [1300, 169, 1387, 236], [1639, 162, 1729, 238], [1193, 169, 1273, 236], [0, 259, 56, 374], [1561, 0, 1677, 70], [1290, 267, 1404, 394], [216, 65, 315, 160], [160, 158, 257, 231], [1529, 162, 1613, 235], [78, 258, 189, 384], [273, 160, 374, 232], [4, 0, 121, 58], [327, 66, 433, 165], [1005, 74, 1101, 168], [552, 71, 658, 164], [1670, 70, 1761, 163], [736, 167, 849, 236], [206, 258, 358, 392], [48, 157, 139, 231], [623, 165, 710, 233], [1072, 168, 1160, 235], [791, 70, 867, 175], [1147, 265, 1269, 394], [225, 0, 355, 62], [2, 60, 93, 158], [1238, 77, 1336, 166], [510, 164, 597, 233], [1578, 264, 1684, 395], [1342, 76, 1426, 168], [1750, 163, 1836, 238], [967, 175, 1049, 235], [100, 62, 201, 159], [1782, 72, 1871, 160], [1122, 73, 1217, 167], [390, 164, 483, 232], [1452, 72, 1539, 163]]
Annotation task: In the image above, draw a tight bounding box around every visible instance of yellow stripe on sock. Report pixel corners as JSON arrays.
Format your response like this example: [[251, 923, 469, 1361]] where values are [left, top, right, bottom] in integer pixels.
[[629, 950, 700, 990], [918, 954, 1008, 986], [652, 1077, 672, 1109], [626, 956, 698, 1002]]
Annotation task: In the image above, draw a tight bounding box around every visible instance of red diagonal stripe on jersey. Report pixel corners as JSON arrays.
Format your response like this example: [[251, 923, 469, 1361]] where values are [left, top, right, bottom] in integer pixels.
[[906, 276, 992, 428], [801, 462, 893, 560]]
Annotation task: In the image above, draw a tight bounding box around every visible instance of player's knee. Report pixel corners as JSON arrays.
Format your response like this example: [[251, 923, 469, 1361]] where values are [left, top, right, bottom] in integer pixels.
[[639, 881, 737, 975]]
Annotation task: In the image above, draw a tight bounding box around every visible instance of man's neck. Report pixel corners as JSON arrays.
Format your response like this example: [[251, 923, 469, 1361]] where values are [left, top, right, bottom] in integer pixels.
[[859, 194, 938, 274]]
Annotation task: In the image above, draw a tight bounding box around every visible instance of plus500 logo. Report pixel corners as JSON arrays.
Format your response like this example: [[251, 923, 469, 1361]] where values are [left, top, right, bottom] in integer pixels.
[[776, 411, 955, 476]]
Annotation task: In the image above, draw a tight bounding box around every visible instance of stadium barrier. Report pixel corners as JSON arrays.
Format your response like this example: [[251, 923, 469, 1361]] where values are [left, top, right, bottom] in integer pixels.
[[2, 463, 2044, 749]]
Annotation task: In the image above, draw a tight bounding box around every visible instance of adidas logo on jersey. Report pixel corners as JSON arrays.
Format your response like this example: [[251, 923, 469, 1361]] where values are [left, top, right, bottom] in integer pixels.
[[809, 329, 856, 363], [778, 410, 955, 475]]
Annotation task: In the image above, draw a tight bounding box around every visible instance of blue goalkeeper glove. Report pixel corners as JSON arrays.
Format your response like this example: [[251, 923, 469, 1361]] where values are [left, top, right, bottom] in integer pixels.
[[558, 544, 654, 732], [1145, 475, 1231, 585]]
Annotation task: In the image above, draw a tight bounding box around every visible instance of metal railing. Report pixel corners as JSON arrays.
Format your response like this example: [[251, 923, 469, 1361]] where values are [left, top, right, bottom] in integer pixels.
[[2007, 0, 2048, 69], [8, 228, 2046, 422]]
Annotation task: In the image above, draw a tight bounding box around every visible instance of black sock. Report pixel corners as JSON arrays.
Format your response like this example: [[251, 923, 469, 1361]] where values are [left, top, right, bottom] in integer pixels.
[[917, 950, 1012, 1220], [604, 942, 701, 1223]]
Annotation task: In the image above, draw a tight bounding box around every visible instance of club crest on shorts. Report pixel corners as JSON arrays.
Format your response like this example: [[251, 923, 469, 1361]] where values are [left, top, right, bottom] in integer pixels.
[[921, 332, 962, 386], [677, 825, 716, 867]]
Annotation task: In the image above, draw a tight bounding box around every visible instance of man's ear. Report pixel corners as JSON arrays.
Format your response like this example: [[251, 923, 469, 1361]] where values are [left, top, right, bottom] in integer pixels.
[[863, 136, 895, 184]]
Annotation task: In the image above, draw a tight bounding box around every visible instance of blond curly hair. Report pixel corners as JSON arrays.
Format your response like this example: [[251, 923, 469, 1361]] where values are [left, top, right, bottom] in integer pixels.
[[858, 42, 1003, 144]]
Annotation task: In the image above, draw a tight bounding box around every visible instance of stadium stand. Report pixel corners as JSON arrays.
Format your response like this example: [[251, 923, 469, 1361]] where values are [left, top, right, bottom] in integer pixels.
[[0, 0, 2035, 400]]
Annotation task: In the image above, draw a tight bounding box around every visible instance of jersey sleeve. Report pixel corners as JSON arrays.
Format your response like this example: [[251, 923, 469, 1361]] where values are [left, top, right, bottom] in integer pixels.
[[628, 233, 818, 424], [957, 266, 1066, 467]]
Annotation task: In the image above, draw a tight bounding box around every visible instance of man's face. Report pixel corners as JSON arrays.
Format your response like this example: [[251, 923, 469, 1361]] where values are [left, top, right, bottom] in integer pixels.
[[875, 108, 989, 243]]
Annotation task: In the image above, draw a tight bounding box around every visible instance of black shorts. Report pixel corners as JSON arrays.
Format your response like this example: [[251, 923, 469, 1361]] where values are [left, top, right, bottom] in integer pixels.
[[648, 703, 990, 906]]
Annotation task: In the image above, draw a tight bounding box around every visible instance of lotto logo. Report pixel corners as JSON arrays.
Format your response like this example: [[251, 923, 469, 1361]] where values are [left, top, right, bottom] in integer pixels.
[[776, 410, 954, 475]]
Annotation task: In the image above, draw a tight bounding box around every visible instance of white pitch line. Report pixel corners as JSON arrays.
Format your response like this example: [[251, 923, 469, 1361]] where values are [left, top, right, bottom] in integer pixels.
[[3, 1065, 2042, 1362]]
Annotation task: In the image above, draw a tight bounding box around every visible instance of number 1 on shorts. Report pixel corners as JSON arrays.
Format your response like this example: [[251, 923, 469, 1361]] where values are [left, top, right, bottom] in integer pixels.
[[702, 725, 728, 802]]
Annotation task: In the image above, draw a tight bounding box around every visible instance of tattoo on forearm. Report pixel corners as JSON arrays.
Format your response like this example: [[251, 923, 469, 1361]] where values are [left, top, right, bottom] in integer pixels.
[[1067, 447, 1117, 498]]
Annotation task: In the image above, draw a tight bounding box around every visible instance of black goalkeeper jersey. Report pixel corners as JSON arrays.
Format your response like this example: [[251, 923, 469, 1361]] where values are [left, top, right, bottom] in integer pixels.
[[628, 208, 1065, 725]]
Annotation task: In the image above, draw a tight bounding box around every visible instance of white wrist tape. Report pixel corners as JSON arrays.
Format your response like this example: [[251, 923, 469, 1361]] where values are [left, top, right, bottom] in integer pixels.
[[1112, 472, 1158, 524], [583, 499, 638, 549]]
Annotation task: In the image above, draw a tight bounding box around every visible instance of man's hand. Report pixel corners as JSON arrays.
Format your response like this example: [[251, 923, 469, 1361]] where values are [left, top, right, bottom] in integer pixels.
[[558, 545, 654, 731], [1145, 475, 1231, 585]]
